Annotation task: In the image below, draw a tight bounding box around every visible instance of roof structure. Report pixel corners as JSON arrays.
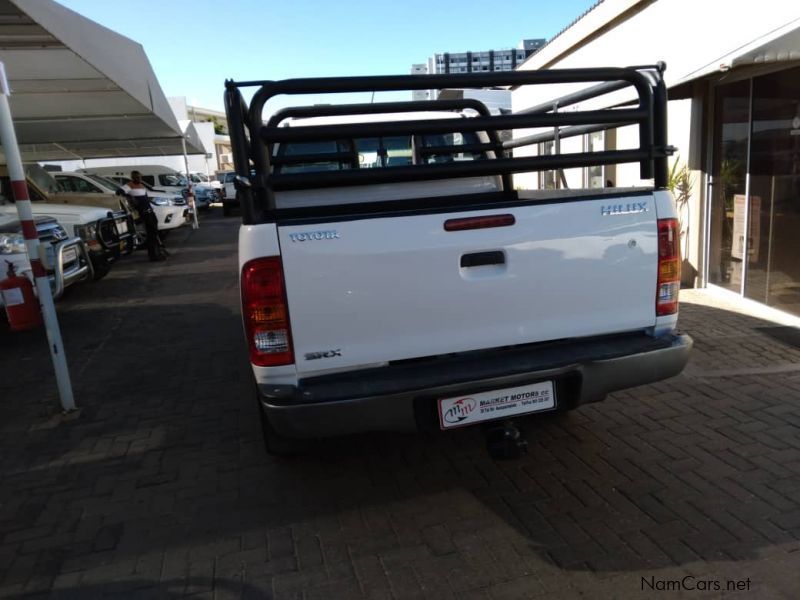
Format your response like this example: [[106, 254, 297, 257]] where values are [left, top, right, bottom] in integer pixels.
[[0, 0, 204, 162]]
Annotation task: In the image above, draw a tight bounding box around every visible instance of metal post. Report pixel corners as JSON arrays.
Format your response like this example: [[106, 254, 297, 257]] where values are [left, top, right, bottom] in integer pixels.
[[0, 62, 75, 412], [182, 136, 199, 229]]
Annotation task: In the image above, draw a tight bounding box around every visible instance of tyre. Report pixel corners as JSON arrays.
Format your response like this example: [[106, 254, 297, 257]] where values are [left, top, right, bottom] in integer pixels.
[[89, 256, 111, 280], [223, 203, 233, 217]]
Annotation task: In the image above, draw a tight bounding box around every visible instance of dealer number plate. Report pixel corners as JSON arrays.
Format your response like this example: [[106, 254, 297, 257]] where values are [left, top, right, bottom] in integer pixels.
[[62, 247, 78, 264], [438, 381, 555, 430]]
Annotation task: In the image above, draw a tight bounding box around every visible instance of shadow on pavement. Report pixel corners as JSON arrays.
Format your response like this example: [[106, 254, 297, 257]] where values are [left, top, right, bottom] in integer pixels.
[[2, 213, 800, 596]]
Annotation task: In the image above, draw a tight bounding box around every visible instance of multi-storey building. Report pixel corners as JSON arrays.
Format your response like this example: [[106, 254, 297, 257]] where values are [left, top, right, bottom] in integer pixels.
[[412, 39, 545, 101]]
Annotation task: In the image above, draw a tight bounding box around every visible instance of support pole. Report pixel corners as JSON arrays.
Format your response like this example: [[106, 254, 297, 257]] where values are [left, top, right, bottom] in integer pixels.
[[0, 62, 75, 412], [182, 137, 199, 230]]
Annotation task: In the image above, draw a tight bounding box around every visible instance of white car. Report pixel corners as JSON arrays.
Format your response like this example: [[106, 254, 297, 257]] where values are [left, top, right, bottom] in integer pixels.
[[190, 171, 223, 198], [226, 68, 693, 457], [217, 171, 235, 199], [1, 169, 135, 280], [0, 201, 132, 280], [55, 172, 188, 232], [77, 165, 217, 208], [0, 213, 91, 303]]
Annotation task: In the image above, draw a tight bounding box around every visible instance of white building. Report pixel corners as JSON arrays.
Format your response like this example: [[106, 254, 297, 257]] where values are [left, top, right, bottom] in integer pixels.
[[511, 0, 800, 317], [412, 39, 545, 101]]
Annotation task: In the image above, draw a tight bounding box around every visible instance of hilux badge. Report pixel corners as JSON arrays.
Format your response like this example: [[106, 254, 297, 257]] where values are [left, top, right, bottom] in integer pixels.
[[289, 230, 340, 242], [600, 202, 648, 216]]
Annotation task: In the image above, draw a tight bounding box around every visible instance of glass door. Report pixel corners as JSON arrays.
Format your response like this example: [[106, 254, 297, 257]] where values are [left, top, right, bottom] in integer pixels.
[[708, 79, 750, 292], [744, 66, 800, 314]]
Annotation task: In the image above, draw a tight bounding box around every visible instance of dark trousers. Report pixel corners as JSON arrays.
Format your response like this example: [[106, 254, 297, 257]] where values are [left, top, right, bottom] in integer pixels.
[[134, 198, 163, 261]]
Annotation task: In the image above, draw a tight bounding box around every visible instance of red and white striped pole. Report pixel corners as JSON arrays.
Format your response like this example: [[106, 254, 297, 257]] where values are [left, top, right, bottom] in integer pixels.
[[0, 61, 76, 412]]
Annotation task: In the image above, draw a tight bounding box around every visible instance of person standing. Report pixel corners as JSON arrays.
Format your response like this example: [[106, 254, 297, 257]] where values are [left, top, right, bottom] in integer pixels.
[[121, 170, 166, 262]]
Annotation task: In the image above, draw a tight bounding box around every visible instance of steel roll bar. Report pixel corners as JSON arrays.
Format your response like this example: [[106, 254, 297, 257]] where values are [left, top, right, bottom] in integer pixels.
[[224, 65, 670, 223]]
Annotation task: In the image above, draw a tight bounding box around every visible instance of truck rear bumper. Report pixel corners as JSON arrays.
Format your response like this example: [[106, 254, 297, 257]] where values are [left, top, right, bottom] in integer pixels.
[[258, 332, 692, 438]]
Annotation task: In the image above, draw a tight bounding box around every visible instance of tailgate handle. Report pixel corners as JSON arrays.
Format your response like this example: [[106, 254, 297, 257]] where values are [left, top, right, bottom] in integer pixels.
[[461, 251, 505, 268]]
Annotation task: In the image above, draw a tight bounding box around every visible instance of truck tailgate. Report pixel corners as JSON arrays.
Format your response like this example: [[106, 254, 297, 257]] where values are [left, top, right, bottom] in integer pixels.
[[278, 193, 658, 376]]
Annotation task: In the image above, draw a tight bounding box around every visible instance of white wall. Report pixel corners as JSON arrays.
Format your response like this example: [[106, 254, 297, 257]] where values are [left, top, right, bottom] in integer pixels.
[[511, 0, 800, 186], [515, 0, 800, 107], [510, 0, 800, 285]]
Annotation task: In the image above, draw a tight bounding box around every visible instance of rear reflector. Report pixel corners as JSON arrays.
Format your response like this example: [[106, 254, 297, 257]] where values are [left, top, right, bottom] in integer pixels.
[[656, 218, 681, 316], [241, 257, 294, 367], [444, 214, 515, 231]]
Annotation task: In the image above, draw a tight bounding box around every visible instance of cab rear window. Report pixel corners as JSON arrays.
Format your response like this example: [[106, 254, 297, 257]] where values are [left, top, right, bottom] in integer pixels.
[[274, 133, 482, 174]]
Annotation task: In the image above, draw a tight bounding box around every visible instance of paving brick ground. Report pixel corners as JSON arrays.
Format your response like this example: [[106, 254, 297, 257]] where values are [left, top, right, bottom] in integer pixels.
[[2, 211, 800, 599]]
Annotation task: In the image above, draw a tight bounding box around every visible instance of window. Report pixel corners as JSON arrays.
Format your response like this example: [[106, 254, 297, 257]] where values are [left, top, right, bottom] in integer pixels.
[[55, 175, 102, 194], [141, 175, 155, 186], [584, 131, 604, 189], [419, 132, 483, 164], [158, 174, 186, 187], [538, 142, 556, 190], [0, 177, 43, 202], [275, 131, 480, 173], [278, 140, 350, 174], [85, 174, 121, 192]]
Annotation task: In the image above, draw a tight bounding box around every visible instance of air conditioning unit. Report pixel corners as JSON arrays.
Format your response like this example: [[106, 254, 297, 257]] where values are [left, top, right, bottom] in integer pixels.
[[218, 153, 233, 164]]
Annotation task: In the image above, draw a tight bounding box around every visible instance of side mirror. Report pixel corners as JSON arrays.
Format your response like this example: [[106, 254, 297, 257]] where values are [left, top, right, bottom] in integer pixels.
[[233, 175, 251, 191]]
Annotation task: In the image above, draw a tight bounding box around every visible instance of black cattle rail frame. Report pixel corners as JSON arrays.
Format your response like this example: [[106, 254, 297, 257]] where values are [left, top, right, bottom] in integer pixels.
[[224, 64, 673, 224]]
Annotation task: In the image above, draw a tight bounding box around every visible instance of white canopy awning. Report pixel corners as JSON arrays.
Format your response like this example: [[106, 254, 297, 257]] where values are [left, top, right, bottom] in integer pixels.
[[672, 16, 800, 93], [0, 0, 204, 162]]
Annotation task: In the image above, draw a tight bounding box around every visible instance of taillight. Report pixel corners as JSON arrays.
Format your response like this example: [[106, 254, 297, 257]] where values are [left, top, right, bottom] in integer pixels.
[[444, 214, 515, 231], [656, 218, 681, 316], [241, 257, 294, 366]]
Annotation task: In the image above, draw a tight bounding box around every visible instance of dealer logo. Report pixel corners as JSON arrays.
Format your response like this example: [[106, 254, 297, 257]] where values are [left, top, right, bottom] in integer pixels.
[[443, 397, 476, 424]]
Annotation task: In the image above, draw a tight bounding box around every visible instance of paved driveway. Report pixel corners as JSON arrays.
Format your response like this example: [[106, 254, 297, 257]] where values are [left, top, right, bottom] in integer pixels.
[[1, 213, 799, 599]]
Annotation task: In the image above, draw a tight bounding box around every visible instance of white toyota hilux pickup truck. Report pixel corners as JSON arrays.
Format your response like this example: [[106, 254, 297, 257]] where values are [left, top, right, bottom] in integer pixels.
[[225, 65, 692, 456]]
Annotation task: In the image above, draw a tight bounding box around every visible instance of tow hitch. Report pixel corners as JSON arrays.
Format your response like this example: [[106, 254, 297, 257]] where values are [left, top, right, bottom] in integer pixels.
[[485, 420, 528, 460]]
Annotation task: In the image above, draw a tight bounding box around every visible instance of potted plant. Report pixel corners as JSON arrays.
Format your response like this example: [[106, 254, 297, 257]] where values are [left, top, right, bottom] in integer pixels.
[[667, 158, 696, 288]]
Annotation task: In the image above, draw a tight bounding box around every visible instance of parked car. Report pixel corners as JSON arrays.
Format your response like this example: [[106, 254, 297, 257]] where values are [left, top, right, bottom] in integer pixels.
[[189, 185, 214, 210], [0, 170, 134, 279], [78, 165, 217, 205], [217, 170, 235, 199], [55, 172, 188, 232], [216, 170, 242, 216], [0, 213, 91, 303], [14, 163, 130, 214], [0, 201, 133, 280], [225, 67, 692, 457], [190, 171, 223, 200]]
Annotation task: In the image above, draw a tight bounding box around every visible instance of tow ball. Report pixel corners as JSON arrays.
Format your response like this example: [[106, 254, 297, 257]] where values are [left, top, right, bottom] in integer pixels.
[[485, 420, 528, 460]]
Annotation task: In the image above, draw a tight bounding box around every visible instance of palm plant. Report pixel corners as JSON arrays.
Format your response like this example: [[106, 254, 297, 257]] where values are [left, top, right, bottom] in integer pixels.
[[667, 158, 694, 260]]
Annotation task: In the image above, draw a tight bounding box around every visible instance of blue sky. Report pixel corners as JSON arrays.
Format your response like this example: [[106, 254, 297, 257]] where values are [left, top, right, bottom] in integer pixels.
[[59, 0, 598, 113]]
